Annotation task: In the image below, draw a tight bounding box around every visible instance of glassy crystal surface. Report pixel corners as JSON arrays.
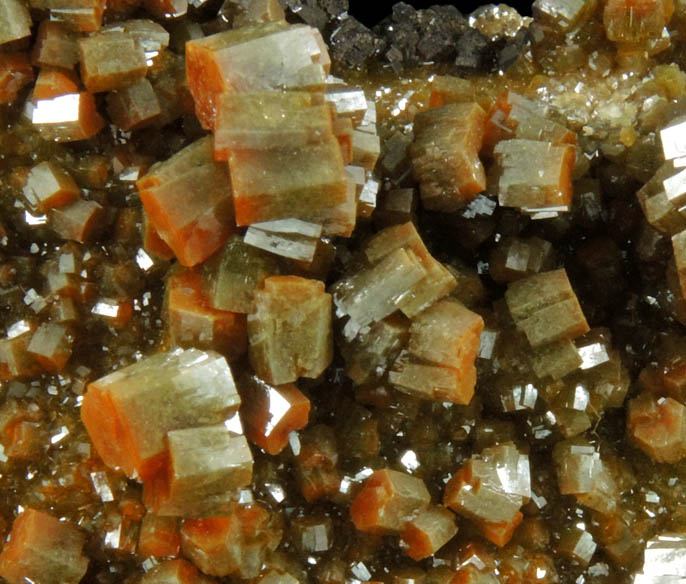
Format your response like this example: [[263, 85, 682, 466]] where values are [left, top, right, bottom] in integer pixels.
[[400, 505, 458, 560], [137, 136, 236, 267], [628, 392, 686, 463], [186, 22, 330, 129], [144, 424, 253, 517], [553, 439, 617, 513], [390, 298, 483, 404], [31, 90, 105, 142], [634, 533, 686, 583], [247, 276, 332, 384], [205, 235, 281, 314], [215, 90, 333, 157], [239, 374, 310, 454], [165, 267, 248, 361], [532, 0, 597, 31], [350, 468, 430, 534], [332, 222, 456, 340], [78, 29, 148, 93], [0, 509, 89, 584], [81, 348, 241, 480], [444, 443, 530, 546], [22, 161, 81, 214], [244, 219, 323, 262], [495, 139, 576, 214], [505, 269, 589, 348], [410, 102, 487, 212]]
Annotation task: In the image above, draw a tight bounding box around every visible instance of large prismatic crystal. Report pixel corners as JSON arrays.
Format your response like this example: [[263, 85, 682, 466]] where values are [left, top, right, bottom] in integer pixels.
[[48, 198, 105, 243], [26, 322, 72, 372], [137, 136, 236, 267], [400, 505, 458, 560], [30, 83, 105, 142], [164, 267, 247, 361], [532, 0, 598, 31], [180, 504, 282, 578], [214, 91, 334, 158], [494, 139, 576, 216], [138, 514, 181, 559], [32, 21, 79, 69], [484, 91, 576, 151], [2, 0, 685, 582], [81, 348, 241, 480], [238, 374, 310, 455], [248, 276, 332, 385], [637, 162, 686, 235], [107, 18, 169, 63], [204, 235, 281, 314], [244, 219, 323, 263], [634, 533, 686, 583], [29, 0, 106, 32], [341, 313, 410, 385], [185, 22, 330, 129], [603, 0, 672, 44], [410, 102, 487, 211], [0, 328, 41, 382], [143, 424, 253, 517], [22, 161, 81, 214], [106, 78, 161, 131], [229, 138, 350, 232]]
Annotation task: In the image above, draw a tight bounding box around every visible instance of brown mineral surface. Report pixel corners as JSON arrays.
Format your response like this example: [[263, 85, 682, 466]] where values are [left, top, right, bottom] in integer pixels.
[[2, 0, 686, 583]]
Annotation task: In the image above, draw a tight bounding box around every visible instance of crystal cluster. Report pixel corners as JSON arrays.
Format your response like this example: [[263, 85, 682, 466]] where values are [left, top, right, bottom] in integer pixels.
[[444, 443, 531, 547], [81, 349, 252, 486], [4, 0, 686, 583]]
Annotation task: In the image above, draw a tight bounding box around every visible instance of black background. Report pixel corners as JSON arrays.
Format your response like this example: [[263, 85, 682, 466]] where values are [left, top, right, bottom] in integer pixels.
[[348, 1, 534, 27]]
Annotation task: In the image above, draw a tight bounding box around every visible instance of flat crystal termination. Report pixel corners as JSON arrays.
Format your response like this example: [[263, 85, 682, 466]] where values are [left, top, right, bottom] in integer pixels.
[[4, 0, 686, 584]]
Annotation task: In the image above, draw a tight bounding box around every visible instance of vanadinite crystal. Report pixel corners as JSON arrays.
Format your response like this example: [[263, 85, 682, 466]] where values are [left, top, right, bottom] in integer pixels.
[[4, 0, 686, 583]]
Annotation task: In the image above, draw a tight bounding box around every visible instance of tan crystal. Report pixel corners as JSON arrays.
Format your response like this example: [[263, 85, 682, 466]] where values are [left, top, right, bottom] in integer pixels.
[[248, 276, 332, 385]]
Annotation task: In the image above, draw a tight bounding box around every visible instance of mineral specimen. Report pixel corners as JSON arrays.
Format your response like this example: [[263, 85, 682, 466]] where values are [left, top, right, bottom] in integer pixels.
[[3, 1, 686, 583]]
